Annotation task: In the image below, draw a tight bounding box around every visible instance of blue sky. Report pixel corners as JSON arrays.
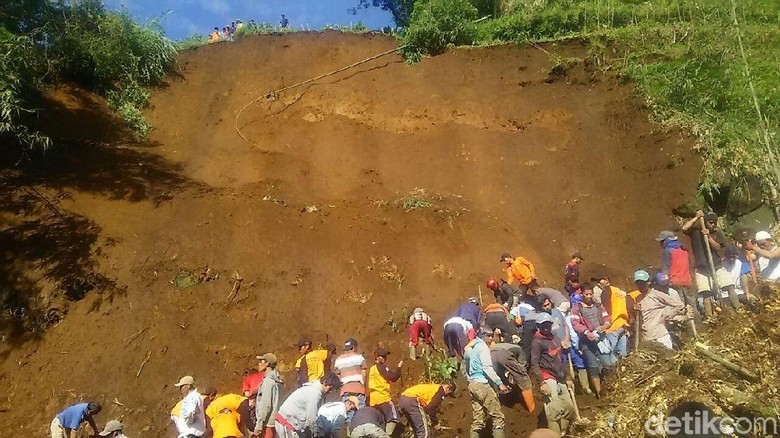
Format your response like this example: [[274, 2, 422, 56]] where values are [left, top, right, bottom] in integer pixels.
[[104, 0, 395, 40]]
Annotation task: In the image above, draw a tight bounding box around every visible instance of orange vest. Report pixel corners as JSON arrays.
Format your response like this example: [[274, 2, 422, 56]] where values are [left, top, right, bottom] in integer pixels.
[[368, 365, 391, 406], [402, 384, 440, 406], [506, 257, 535, 286], [606, 287, 631, 333]]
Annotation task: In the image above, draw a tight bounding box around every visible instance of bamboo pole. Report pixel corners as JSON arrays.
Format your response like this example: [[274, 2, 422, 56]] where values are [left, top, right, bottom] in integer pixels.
[[567, 355, 582, 420], [694, 342, 760, 382], [700, 217, 724, 310]]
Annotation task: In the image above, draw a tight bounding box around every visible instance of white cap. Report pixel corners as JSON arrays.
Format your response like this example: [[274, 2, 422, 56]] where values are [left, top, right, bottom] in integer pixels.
[[174, 375, 195, 387], [99, 420, 123, 436], [755, 231, 773, 241]]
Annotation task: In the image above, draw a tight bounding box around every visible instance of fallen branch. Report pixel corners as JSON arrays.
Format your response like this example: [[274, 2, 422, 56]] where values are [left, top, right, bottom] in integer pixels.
[[136, 350, 152, 379], [112, 398, 126, 407], [123, 327, 148, 344], [694, 342, 760, 382], [226, 271, 243, 305]]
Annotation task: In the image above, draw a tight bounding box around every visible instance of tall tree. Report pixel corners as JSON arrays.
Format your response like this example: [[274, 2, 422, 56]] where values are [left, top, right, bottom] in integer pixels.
[[348, 0, 417, 28]]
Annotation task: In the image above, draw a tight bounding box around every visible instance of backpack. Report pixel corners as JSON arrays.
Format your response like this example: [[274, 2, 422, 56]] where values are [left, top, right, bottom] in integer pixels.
[[669, 247, 692, 287]]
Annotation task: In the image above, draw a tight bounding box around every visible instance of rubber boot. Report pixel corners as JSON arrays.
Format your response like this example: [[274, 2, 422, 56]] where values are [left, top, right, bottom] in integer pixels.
[[409, 344, 417, 361], [421, 344, 430, 360], [702, 296, 713, 321], [470, 431, 480, 438], [521, 388, 536, 412], [577, 369, 592, 395], [492, 428, 506, 438], [560, 418, 570, 436], [590, 377, 602, 399], [385, 421, 396, 436]]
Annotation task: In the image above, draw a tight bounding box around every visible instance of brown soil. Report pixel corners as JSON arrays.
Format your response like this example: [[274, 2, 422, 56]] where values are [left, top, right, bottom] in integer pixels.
[[0, 32, 700, 437]]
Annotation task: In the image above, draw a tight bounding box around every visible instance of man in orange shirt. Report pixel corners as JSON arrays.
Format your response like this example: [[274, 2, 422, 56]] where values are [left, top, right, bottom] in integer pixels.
[[500, 253, 536, 290]]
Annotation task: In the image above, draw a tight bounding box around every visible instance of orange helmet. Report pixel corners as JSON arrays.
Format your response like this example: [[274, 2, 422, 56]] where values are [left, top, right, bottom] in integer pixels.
[[486, 278, 499, 291]]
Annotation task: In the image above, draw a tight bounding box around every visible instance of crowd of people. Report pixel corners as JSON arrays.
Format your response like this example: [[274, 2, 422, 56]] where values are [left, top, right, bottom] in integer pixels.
[[49, 210, 779, 438], [208, 15, 290, 43]]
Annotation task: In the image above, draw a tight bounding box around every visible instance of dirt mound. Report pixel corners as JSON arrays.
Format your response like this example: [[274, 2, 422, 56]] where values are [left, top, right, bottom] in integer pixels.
[[0, 32, 700, 437], [581, 282, 780, 437]]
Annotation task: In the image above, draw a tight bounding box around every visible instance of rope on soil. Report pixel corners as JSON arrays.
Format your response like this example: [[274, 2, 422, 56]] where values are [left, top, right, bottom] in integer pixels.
[[234, 45, 407, 148]]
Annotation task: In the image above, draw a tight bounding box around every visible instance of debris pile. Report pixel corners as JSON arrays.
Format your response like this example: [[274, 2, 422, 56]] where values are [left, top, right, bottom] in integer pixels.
[[579, 282, 780, 437]]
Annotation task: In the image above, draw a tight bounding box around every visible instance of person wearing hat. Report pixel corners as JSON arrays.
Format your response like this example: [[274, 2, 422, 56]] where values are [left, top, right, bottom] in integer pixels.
[[747, 231, 780, 280], [398, 382, 455, 438], [408, 307, 434, 360], [442, 315, 474, 359], [564, 252, 584, 296], [635, 273, 688, 350], [242, 351, 273, 398], [314, 397, 359, 437], [656, 230, 693, 293], [569, 283, 613, 398], [367, 348, 403, 435], [294, 337, 313, 387], [254, 353, 282, 438], [453, 297, 481, 331], [275, 373, 342, 438], [50, 402, 101, 438], [464, 328, 508, 438], [682, 210, 740, 317], [500, 252, 536, 290], [98, 420, 128, 438], [333, 338, 369, 425], [174, 376, 207, 437], [530, 313, 574, 437]]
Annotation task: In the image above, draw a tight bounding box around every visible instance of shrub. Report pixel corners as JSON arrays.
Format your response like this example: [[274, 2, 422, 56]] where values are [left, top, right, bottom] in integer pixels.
[[400, 0, 479, 63]]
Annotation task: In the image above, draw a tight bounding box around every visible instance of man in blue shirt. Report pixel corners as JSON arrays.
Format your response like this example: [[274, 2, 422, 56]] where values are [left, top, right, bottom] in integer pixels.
[[464, 329, 507, 438], [453, 297, 481, 331], [51, 402, 101, 438]]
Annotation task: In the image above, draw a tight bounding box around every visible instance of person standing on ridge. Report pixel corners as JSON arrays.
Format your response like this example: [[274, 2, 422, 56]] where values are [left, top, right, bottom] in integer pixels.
[[50, 402, 101, 438], [564, 252, 584, 296], [398, 383, 455, 438], [682, 210, 740, 317], [367, 348, 402, 436], [408, 307, 434, 360], [280, 14, 289, 29], [275, 373, 342, 438], [334, 338, 369, 425], [500, 252, 536, 291], [464, 328, 507, 438], [530, 313, 574, 436], [255, 353, 282, 438]]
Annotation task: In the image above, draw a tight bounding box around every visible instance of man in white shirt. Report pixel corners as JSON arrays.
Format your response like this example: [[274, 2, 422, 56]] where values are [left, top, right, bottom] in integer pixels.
[[174, 376, 206, 438], [443, 316, 473, 359], [749, 231, 780, 280], [314, 397, 358, 437]]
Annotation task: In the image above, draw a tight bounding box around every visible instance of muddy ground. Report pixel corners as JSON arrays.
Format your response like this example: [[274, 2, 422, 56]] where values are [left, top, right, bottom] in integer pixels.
[[0, 32, 700, 436]]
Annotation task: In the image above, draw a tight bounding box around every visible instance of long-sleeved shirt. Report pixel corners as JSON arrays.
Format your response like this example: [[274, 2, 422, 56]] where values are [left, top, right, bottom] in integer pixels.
[[401, 384, 446, 423], [530, 332, 567, 383], [255, 369, 282, 431], [570, 302, 609, 336], [464, 337, 502, 386], [178, 390, 206, 437], [638, 288, 686, 341], [368, 363, 401, 406], [276, 381, 324, 433], [408, 310, 432, 326], [453, 302, 481, 329], [506, 257, 536, 286]]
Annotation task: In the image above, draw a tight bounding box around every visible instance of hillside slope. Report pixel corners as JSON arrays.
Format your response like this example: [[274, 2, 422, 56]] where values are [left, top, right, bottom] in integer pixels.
[[0, 32, 700, 436]]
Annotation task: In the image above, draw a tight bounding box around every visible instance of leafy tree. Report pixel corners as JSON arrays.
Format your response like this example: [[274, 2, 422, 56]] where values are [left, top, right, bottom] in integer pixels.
[[348, 0, 417, 27], [399, 0, 478, 62]]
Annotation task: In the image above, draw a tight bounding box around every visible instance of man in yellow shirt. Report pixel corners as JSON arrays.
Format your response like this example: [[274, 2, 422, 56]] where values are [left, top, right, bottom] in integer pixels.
[[295, 339, 337, 386], [398, 383, 454, 438], [211, 408, 243, 438], [367, 348, 403, 435], [594, 274, 634, 359]]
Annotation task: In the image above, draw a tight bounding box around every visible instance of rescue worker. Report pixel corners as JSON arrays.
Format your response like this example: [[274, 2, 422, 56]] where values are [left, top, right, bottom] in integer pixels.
[[595, 274, 634, 358], [564, 252, 584, 295], [635, 273, 688, 349], [749, 231, 780, 280], [530, 313, 575, 437], [486, 278, 519, 309], [333, 338, 369, 424], [442, 315, 474, 359], [483, 295, 516, 342], [254, 353, 282, 438], [500, 252, 536, 290], [367, 348, 402, 435], [464, 328, 507, 438], [211, 408, 242, 438], [209, 27, 220, 43], [237, 389, 258, 436], [206, 392, 245, 420], [242, 351, 271, 397], [656, 230, 694, 307], [408, 307, 434, 360], [349, 406, 390, 438], [510, 286, 542, 364], [296, 339, 336, 387], [490, 342, 535, 412], [174, 376, 207, 438], [275, 373, 342, 438], [314, 398, 358, 437], [97, 420, 128, 438], [529, 280, 571, 313], [570, 285, 613, 398], [398, 383, 454, 438], [453, 297, 481, 330], [50, 402, 101, 438]]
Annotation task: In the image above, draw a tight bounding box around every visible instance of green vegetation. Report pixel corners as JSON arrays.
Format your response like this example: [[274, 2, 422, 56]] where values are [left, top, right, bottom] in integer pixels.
[[423, 353, 458, 383], [400, 0, 780, 212], [1, 0, 175, 148]]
